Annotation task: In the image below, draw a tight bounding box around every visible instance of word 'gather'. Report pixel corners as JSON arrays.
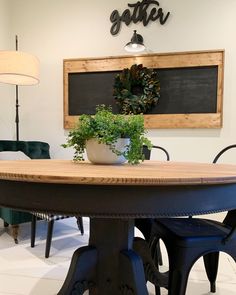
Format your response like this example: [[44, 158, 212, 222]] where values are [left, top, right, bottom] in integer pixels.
[[110, 0, 170, 35]]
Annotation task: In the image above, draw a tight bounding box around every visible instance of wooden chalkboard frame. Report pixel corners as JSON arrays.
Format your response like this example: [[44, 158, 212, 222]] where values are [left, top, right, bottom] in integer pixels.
[[63, 50, 224, 129]]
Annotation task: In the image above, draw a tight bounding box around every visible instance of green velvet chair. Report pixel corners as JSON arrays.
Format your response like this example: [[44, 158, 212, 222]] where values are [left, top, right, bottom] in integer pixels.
[[0, 140, 50, 243], [0, 140, 84, 257]]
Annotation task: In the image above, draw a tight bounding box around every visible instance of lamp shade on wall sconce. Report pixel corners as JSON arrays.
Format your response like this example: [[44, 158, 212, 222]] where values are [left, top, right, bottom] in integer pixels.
[[0, 51, 39, 86], [124, 30, 146, 53]]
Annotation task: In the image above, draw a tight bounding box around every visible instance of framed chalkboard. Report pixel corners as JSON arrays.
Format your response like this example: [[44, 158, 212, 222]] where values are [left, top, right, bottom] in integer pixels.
[[64, 50, 224, 129]]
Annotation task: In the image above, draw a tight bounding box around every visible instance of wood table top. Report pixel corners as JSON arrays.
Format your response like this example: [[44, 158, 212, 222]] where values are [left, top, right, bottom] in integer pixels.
[[1, 159, 236, 186]]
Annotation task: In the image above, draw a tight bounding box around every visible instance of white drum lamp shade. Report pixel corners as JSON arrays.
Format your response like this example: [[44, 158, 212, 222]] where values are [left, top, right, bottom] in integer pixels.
[[0, 48, 40, 141], [0, 51, 39, 86]]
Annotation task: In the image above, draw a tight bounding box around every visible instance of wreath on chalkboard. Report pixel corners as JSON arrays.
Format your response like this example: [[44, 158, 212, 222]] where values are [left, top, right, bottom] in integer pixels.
[[113, 64, 160, 114]]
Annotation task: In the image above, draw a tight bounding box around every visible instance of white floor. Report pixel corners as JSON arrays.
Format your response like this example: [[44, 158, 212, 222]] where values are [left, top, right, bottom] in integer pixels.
[[0, 217, 235, 295]]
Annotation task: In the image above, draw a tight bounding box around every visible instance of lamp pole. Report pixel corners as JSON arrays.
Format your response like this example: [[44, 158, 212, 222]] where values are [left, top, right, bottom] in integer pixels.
[[15, 35, 19, 141]]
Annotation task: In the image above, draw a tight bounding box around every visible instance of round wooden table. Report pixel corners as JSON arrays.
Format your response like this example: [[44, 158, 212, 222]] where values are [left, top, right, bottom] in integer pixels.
[[1, 160, 236, 295]]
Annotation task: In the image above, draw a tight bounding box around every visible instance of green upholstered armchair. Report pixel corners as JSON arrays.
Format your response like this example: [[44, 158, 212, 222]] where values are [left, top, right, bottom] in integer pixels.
[[0, 140, 50, 243]]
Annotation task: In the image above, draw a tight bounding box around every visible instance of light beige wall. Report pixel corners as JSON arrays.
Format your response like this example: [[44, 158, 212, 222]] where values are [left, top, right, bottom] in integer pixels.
[[1, 0, 236, 162], [0, 0, 15, 139], [0, 0, 9, 46]]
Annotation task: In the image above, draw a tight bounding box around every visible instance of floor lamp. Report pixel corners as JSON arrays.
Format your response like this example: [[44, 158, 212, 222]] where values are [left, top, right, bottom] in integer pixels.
[[0, 36, 39, 141]]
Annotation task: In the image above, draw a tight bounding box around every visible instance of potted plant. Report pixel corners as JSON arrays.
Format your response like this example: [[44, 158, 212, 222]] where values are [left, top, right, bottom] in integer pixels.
[[62, 105, 152, 165]]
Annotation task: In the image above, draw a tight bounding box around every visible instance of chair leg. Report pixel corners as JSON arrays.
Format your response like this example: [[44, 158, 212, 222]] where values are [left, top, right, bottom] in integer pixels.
[[76, 216, 84, 235], [203, 252, 219, 293], [167, 246, 198, 295], [45, 220, 54, 258], [168, 268, 190, 295], [155, 285, 161, 295], [152, 239, 162, 295], [156, 240, 163, 266], [31, 215, 37, 248], [149, 236, 163, 267], [3, 221, 9, 227], [11, 224, 19, 244]]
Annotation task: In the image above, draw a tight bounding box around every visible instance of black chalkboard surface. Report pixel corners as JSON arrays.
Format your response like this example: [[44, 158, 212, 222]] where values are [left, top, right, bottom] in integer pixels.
[[69, 71, 119, 115], [68, 66, 218, 115], [151, 66, 218, 114]]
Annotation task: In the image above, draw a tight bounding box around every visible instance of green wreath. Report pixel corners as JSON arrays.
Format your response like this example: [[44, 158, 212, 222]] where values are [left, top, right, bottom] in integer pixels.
[[113, 64, 160, 114]]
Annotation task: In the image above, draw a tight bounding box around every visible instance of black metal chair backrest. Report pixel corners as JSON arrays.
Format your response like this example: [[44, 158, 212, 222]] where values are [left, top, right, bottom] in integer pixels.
[[135, 145, 170, 242], [213, 144, 236, 239], [213, 144, 236, 164], [143, 145, 170, 161]]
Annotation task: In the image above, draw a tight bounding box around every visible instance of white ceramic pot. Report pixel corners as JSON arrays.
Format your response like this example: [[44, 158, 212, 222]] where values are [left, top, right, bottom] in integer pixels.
[[86, 138, 130, 164]]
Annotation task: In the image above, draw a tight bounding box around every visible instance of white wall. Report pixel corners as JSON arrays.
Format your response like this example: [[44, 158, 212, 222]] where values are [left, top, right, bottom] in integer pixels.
[[0, 0, 15, 140], [0, 0, 9, 46], [1, 0, 236, 163]]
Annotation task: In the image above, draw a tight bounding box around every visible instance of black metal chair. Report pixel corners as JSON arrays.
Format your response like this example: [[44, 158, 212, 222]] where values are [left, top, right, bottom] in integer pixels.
[[135, 145, 170, 266], [149, 144, 236, 295]]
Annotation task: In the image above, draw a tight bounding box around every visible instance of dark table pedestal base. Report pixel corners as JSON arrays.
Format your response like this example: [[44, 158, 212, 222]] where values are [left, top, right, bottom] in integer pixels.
[[58, 218, 149, 295]]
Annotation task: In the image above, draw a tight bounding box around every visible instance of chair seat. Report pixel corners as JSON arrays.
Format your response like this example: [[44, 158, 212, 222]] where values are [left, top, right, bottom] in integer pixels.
[[32, 212, 71, 221], [152, 218, 233, 247]]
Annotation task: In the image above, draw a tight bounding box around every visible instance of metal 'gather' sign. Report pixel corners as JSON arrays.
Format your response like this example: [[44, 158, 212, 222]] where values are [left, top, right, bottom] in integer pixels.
[[110, 0, 170, 35]]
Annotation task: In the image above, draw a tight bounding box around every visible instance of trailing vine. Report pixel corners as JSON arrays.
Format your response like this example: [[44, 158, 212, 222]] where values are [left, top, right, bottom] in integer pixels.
[[62, 105, 152, 165], [113, 64, 160, 114]]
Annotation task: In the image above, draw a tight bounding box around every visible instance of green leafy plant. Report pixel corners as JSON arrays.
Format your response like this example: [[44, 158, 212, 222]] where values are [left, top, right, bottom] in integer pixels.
[[62, 105, 152, 164]]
